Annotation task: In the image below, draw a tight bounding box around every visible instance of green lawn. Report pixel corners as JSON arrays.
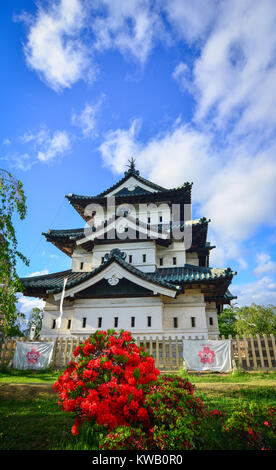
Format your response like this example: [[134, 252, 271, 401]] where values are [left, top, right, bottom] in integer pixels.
[[0, 368, 275, 450]]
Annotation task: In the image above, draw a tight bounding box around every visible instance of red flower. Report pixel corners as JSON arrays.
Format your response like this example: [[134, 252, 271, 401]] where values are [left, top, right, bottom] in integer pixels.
[[53, 330, 159, 435]]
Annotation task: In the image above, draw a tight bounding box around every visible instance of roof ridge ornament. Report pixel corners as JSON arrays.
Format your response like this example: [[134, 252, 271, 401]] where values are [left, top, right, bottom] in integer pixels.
[[124, 157, 140, 176]]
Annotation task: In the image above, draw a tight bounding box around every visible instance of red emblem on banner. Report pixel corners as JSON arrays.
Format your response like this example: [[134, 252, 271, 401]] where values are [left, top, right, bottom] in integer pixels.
[[198, 346, 215, 364], [26, 348, 40, 364]]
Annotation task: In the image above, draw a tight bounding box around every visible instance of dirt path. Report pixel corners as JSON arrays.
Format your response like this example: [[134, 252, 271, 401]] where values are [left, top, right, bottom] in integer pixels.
[[193, 380, 276, 393], [0, 382, 55, 399], [0, 379, 275, 399]]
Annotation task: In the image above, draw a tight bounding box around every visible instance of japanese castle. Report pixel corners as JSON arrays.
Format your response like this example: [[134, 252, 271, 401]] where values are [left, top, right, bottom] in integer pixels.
[[21, 159, 236, 339]]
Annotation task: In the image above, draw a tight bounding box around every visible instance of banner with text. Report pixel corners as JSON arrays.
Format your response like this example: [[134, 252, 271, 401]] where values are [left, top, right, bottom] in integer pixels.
[[13, 341, 55, 370], [183, 339, 232, 372]]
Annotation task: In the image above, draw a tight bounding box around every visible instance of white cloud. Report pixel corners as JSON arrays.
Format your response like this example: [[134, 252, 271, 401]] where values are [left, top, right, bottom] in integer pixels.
[[37, 130, 70, 162], [8, 126, 71, 170], [162, 0, 218, 44], [20, 126, 71, 165], [99, 118, 142, 174], [10, 153, 35, 172], [168, 0, 276, 137], [172, 62, 194, 94], [20, 0, 163, 91], [254, 253, 276, 277], [21, 0, 93, 91], [27, 270, 49, 277], [232, 276, 276, 306], [91, 0, 162, 64], [72, 96, 105, 137], [17, 293, 45, 315]]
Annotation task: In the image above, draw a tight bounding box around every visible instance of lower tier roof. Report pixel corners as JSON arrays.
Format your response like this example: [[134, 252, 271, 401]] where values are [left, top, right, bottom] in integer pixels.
[[20, 249, 236, 302]]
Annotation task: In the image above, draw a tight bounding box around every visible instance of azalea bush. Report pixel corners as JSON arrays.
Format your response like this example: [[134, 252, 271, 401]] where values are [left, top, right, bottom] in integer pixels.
[[53, 330, 159, 436], [101, 375, 224, 450], [100, 425, 151, 450], [53, 331, 275, 450], [222, 403, 276, 450]]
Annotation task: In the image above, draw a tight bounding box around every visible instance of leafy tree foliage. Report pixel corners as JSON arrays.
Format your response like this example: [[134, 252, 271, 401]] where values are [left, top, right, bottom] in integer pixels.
[[25, 307, 43, 339], [235, 303, 276, 336], [0, 169, 29, 337], [218, 305, 238, 337], [219, 303, 276, 337]]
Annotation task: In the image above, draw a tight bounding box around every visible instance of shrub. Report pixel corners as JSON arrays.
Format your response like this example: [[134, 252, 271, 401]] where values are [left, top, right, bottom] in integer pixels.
[[53, 330, 160, 436], [222, 403, 276, 450], [100, 426, 151, 450], [100, 375, 224, 450]]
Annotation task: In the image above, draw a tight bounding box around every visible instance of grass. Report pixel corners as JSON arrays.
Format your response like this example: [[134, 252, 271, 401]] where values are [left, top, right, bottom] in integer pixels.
[[0, 367, 60, 384], [0, 368, 275, 450]]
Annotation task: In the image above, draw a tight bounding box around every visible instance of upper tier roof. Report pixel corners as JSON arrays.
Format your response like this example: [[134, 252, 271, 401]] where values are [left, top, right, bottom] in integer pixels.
[[65, 161, 192, 221], [42, 217, 213, 256]]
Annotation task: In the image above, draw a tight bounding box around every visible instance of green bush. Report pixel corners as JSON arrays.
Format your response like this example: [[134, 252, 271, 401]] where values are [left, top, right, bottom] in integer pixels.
[[222, 403, 276, 450], [100, 375, 224, 450]]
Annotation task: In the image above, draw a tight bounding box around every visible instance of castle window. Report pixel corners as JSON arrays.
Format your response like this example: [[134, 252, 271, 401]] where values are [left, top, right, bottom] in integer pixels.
[[143, 254, 146, 263], [147, 217, 151, 224], [98, 317, 102, 328], [114, 317, 118, 328], [80, 262, 84, 270], [209, 317, 213, 326], [191, 317, 196, 328], [159, 258, 163, 266], [129, 255, 132, 263], [67, 319, 71, 329], [51, 319, 56, 329], [159, 215, 163, 223], [147, 316, 152, 327], [173, 317, 178, 328], [82, 317, 87, 328], [173, 257, 177, 265], [131, 317, 135, 327]]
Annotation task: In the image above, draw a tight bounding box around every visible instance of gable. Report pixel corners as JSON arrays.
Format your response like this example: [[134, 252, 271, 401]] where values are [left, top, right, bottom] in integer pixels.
[[105, 176, 158, 197], [75, 277, 156, 298]]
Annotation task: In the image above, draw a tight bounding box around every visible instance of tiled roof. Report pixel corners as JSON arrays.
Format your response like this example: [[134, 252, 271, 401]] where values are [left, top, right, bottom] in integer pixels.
[[43, 217, 210, 244], [96, 165, 168, 197], [21, 250, 179, 296], [66, 182, 192, 203], [21, 250, 236, 297], [149, 265, 236, 284], [42, 228, 85, 241]]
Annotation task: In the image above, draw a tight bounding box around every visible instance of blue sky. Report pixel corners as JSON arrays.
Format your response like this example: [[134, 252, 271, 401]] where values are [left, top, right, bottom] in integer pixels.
[[1, 0, 276, 314]]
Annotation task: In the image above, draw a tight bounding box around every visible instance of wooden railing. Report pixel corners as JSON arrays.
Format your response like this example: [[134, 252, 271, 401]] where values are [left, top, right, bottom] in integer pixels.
[[1, 334, 276, 371]]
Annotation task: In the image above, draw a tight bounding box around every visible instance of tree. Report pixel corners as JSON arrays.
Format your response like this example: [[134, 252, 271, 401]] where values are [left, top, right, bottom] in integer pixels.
[[218, 305, 238, 337], [219, 303, 276, 337], [25, 307, 43, 339], [235, 303, 276, 336], [0, 169, 29, 337]]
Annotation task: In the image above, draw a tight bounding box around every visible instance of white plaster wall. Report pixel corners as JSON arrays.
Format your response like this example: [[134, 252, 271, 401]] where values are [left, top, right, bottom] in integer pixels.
[[186, 253, 199, 266], [205, 301, 220, 336], [40, 308, 75, 337], [156, 241, 186, 267], [40, 290, 210, 340], [71, 246, 93, 272], [91, 241, 157, 272], [163, 291, 208, 338], [69, 297, 163, 335]]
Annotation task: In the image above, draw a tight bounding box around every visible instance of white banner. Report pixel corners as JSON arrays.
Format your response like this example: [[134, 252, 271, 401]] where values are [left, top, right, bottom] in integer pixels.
[[183, 339, 232, 372], [13, 341, 55, 370]]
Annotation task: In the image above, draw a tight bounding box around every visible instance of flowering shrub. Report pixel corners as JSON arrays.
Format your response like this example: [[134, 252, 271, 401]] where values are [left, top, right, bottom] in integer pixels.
[[53, 330, 159, 435], [100, 426, 152, 450], [222, 403, 276, 450], [143, 375, 218, 450], [101, 375, 223, 450]]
